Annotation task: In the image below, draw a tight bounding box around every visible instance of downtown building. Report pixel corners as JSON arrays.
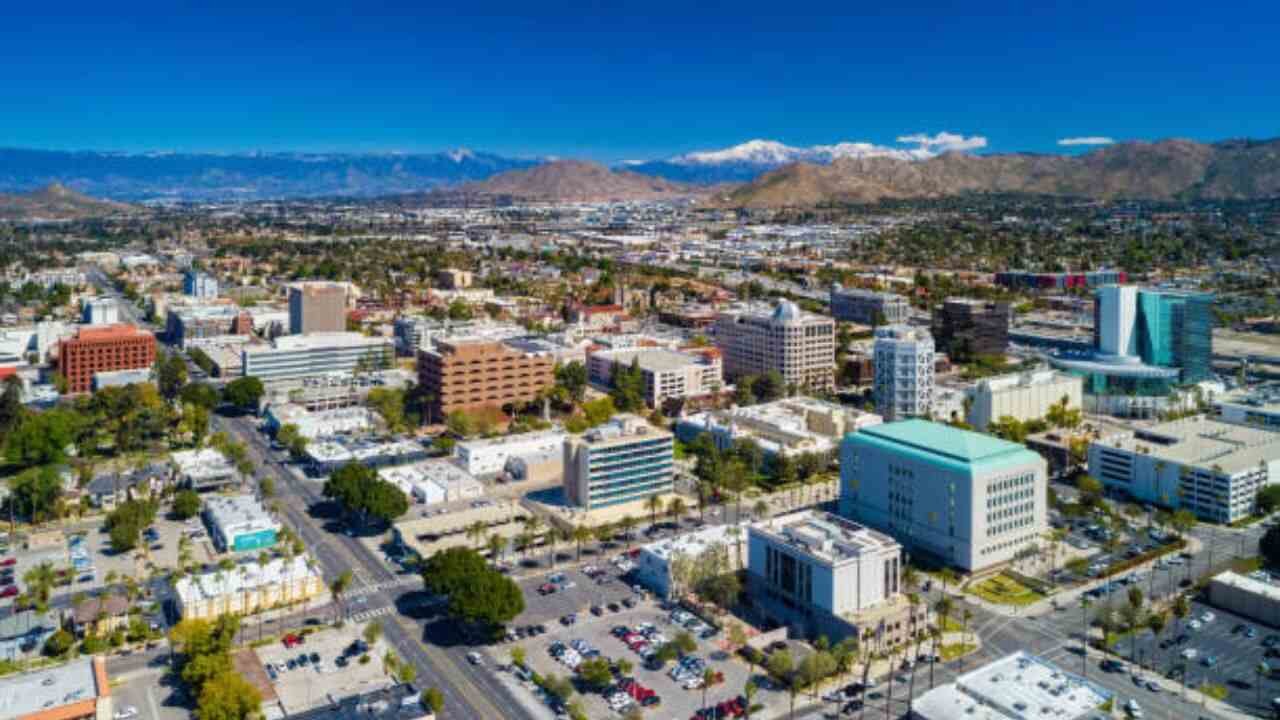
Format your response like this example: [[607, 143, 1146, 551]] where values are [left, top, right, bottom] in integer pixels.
[[931, 298, 1012, 359], [712, 301, 835, 391], [242, 332, 393, 384], [840, 419, 1048, 572], [182, 269, 219, 298], [829, 285, 910, 326], [288, 281, 348, 335], [872, 325, 935, 421], [586, 346, 723, 407], [417, 337, 555, 423], [57, 324, 157, 394], [968, 368, 1083, 431], [563, 414, 674, 511]]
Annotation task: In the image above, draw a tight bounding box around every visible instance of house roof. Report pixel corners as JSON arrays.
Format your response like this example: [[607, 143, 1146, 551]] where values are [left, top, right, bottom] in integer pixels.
[[73, 593, 130, 625]]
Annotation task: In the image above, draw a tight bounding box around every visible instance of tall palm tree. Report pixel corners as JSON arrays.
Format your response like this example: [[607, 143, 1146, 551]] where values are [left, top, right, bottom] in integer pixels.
[[959, 609, 973, 670], [1080, 596, 1092, 677], [330, 569, 352, 622], [619, 516, 637, 549], [667, 497, 687, 527], [927, 627, 942, 689], [743, 680, 757, 720], [753, 499, 769, 519], [1147, 613, 1166, 673], [701, 667, 716, 715], [572, 525, 593, 562], [906, 594, 921, 714], [466, 521, 485, 549], [645, 495, 665, 532], [486, 533, 505, 562], [883, 637, 898, 720]]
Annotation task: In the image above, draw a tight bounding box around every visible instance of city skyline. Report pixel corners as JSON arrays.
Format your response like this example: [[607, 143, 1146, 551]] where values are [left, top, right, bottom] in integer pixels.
[[2, 1, 1277, 161]]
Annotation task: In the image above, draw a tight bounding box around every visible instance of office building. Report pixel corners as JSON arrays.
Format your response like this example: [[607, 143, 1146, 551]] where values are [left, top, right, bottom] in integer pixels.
[[1216, 384, 1280, 428], [634, 523, 748, 599], [264, 403, 373, 440], [0, 321, 67, 366], [417, 338, 555, 423], [81, 298, 120, 326], [436, 268, 473, 289], [712, 301, 835, 391], [379, 461, 484, 506], [57, 324, 157, 394], [242, 332, 393, 384], [171, 448, 239, 491], [840, 420, 1048, 572], [872, 325, 935, 421], [183, 270, 219, 298], [748, 510, 922, 643], [203, 494, 280, 552], [167, 304, 252, 348], [1088, 416, 1280, 523], [587, 347, 723, 407], [0, 656, 113, 720], [174, 555, 325, 620], [994, 269, 1127, 291], [968, 369, 1083, 431], [829, 286, 910, 326], [304, 437, 428, 475], [676, 396, 881, 458], [932, 298, 1012, 359], [564, 414, 674, 510], [912, 651, 1111, 720], [455, 430, 567, 477], [1050, 285, 1214, 417], [288, 282, 348, 335]]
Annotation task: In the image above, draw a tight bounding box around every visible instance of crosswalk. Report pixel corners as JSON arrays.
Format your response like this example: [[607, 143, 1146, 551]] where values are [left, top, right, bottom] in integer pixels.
[[349, 606, 394, 623]]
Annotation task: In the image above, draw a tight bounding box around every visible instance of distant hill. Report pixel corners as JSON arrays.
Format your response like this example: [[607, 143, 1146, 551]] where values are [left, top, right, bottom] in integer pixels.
[[0, 148, 540, 201], [721, 139, 1280, 207], [464, 160, 706, 202], [0, 183, 136, 220]]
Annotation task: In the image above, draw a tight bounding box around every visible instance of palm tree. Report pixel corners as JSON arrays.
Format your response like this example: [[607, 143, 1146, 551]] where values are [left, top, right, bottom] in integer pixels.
[[883, 638, 898, 720], [927, 627, 942, 689], [743, 680, 758, 720], [959, 609, 973, 670], [667, 497, 687, 527], [465, 521, 485, 549], [1147, 613, 1166, 673], [619, 516, 637, 549], [701, 667, 716, 715], [1080, 595, 1092, 677], [486, 533, 505, 562], [645, 495, 665, 532], [753, 498, 769, 519], [933, 596, 953, 636], [572, 525, 593, 562], [330, 569, 352, 622], [725, 525, 743, 571], [906, 594, 922, 714]]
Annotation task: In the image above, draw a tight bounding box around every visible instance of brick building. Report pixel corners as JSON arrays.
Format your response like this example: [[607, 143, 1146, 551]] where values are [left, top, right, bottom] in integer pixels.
[[417, 338, 555, 423], [58, 324, 157, 394]]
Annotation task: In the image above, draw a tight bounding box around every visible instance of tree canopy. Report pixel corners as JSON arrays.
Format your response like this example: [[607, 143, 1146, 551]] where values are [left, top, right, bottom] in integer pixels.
[[420, 547, 525, 636], [323, 461, 409, 526], [222, 376, 265, 411]]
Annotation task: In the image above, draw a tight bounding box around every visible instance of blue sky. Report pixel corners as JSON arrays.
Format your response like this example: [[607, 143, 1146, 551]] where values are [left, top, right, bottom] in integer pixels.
[[2, 0, 1277, 161]]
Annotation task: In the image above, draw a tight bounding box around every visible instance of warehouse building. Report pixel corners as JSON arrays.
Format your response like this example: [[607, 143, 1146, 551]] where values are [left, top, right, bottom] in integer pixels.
[[454, 430, 567, 478], [379, 461, 484, 506], [1207, 571, 1280, 628]]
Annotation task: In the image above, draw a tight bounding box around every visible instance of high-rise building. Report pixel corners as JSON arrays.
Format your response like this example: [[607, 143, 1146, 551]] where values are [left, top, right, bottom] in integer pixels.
[[417, 338, 555, 423], [436, 268, 473, 289], [839, 419, 1048, 572], [931, 298, 1011, 359], [829, 286, 910, 326], [81, 298, 120, 325], [712, 301, 835, 391], [564, 414, 674, 510], [872, 325, 935, 421], [58, 324, 157, 394], [241, 332, 393, 384], [183, 270, 219, 298], [288, 282, 347, 335]]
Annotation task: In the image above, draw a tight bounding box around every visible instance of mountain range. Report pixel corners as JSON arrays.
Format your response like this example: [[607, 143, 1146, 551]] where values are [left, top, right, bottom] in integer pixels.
[[462, 160, 705, 203], [622, 138, 944, 183], [0, 183, 136, 221]]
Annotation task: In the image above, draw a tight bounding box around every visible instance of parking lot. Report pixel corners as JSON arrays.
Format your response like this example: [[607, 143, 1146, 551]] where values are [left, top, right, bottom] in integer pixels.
[[254, 623, 393, 713], [498, 599, 787, 720], [515, 564, 645, 627], [112, 673, 189, 720]]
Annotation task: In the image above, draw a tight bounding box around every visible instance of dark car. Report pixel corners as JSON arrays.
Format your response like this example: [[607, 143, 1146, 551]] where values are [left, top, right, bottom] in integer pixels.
[[607, 602, 621, 613], [287, 658, 297, 670], [842, 699, 865, 714], [1228, 679, 1252, 690], [297, 654, 309, 666], [591, 605, 603, 616], [309, 652, 320, 664]]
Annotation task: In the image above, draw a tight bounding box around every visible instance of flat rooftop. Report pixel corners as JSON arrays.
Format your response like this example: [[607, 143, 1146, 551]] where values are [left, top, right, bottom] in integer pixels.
[[1210, 570, 1280, 602], [913, 651, 1110, 720], [751, 510, 898, 565], [1096, 415, 1280, 475], [255, 332, 389, 353], [0, 656, 106, 720], [594, 347, 710, 372], [205, 494, 279, 533], [640, 523, 746, 562], [175, 555, 320, 604], [456, 429, 566, 453], [854, 419, 1038, 470]]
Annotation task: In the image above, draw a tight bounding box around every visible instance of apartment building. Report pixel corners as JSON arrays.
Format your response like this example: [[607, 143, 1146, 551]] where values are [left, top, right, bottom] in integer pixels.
[[564, 414, 674, 510], [840, 419, 1048, 572], [1088, 416, 1280, 523], [242, 332, 393, 384], [829, 286, 910, 326], [81, 298, 120, 326], [166, 304, 252, 348], [174, 555, 326, 620], [748, 510, 924, 644], [288, 282, 348, 334], [872, 325, 935, 421], [712, 301, 835, 391], [587, 347, 723, 407], [57, 324, 157, 394], [932, 298, 1012, 359], [417, 338, 555, 423]]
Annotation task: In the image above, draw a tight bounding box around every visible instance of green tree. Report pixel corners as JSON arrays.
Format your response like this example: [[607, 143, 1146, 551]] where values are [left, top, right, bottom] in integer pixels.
[[197, 671, 262, 720], [179, 382, 220, 410], [155, 351, 189, 400], [323, 462, 409, 527], [1077, 475, 1104, 506], [420, 547, 525, 634], [754, 370, 785, 403], [423, 688, 444, 715], [555, 361, 588, 404], [5, 408, 83, 468], [1257, 485, 1280, 515], [609, 357, 646, 412], [366, 388, 408, 433], [43, 628, 75, 657], [8, 466, 63, 523], [173, 489, 202, 520], [222, 376, 265, 412], [105, 499, 159, 553], [577, 657, 613, 690]]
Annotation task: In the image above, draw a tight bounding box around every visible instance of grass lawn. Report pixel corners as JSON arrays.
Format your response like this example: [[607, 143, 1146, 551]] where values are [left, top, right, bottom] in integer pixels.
[[1231, 556, 1263, 574], [1199, 683, 1228, 701], [1229, 514, 1267, 528], [967, 573, 1047, 607], [940, 643, 977, 661], [940, 616, 964, 633]]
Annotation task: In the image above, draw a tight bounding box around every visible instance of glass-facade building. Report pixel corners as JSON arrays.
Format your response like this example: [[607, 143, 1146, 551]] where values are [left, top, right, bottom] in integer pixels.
[[564, 416, 674, 510]]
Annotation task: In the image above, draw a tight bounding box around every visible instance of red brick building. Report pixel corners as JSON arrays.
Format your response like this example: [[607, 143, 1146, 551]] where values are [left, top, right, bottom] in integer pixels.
[[58, 324, 157, 394]]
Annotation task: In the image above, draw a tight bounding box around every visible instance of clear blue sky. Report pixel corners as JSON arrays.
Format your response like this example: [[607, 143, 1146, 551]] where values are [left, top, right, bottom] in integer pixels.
[[2, 0, 1277, 160]]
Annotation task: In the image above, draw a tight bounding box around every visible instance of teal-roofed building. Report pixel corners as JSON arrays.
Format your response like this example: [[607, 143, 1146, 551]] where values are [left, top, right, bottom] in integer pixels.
[[839, 419, 1047, 572]]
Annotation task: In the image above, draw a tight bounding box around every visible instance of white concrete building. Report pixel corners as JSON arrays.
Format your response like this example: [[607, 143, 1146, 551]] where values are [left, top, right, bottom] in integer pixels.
[[203, 494, 280, 552], [81, 298, 120, 325], [633, 523, 748, 599], [379, 460, 484, 506], [564, 415, 674, 510], [676, 396, 881, 458], [1088, 416, 1280, 523], [969, 369, 1083, 431], [264, 403, 373, 439], [170, 448, 238, 491], [587, 347, 723, 407], [840, 419, 1048, 572], [174, 555, 326, 620], [242, 332, 393, 384], [873, 324, 935, 421], [304, 437, 429, 474], [0, 321, 67, 365], [912, 651, 1111, 720], [455, 430, 567, 476], [712, 301, 835, 391]]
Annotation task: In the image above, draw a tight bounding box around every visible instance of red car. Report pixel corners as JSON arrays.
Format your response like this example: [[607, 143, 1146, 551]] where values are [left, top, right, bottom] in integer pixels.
[[0, 586, 18, 598], [283, 634, 303, 648], [0, 558, 15, 567], [538, 583, 557, 595]]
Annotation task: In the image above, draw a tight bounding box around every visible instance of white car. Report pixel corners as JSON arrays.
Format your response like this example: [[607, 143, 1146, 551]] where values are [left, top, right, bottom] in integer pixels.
[[1180, 648, 1198, 660], [114, 708, 139, 720], [466, 651, 483, 666], [1200, 611, 1215, 623], [1124, 698, 1143, 718], [1188, 620, 1202, 631]]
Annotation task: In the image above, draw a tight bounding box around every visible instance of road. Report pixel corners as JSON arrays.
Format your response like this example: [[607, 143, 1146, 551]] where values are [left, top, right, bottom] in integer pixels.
[[214, 413, 538, 720]]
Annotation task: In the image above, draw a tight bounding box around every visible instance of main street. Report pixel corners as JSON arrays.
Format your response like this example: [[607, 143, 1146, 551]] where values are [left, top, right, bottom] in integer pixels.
[[214, 413, 539, 720]]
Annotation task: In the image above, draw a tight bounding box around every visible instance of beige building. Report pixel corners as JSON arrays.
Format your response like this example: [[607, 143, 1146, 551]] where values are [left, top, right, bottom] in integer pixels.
[[969, 369, 1083, 431], [288, 282, 348, 335], [564, 414, 674, 510], [712, 301, 835, 391], [174, 555, 326, 620], [437, 268, 473, 290], [676, 396, 881, 457], [587, 347, 723, 407]]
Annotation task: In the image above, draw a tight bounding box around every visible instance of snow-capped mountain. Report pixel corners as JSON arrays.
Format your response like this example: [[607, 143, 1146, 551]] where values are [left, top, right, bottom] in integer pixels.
[[623, 134, 987, 184]]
